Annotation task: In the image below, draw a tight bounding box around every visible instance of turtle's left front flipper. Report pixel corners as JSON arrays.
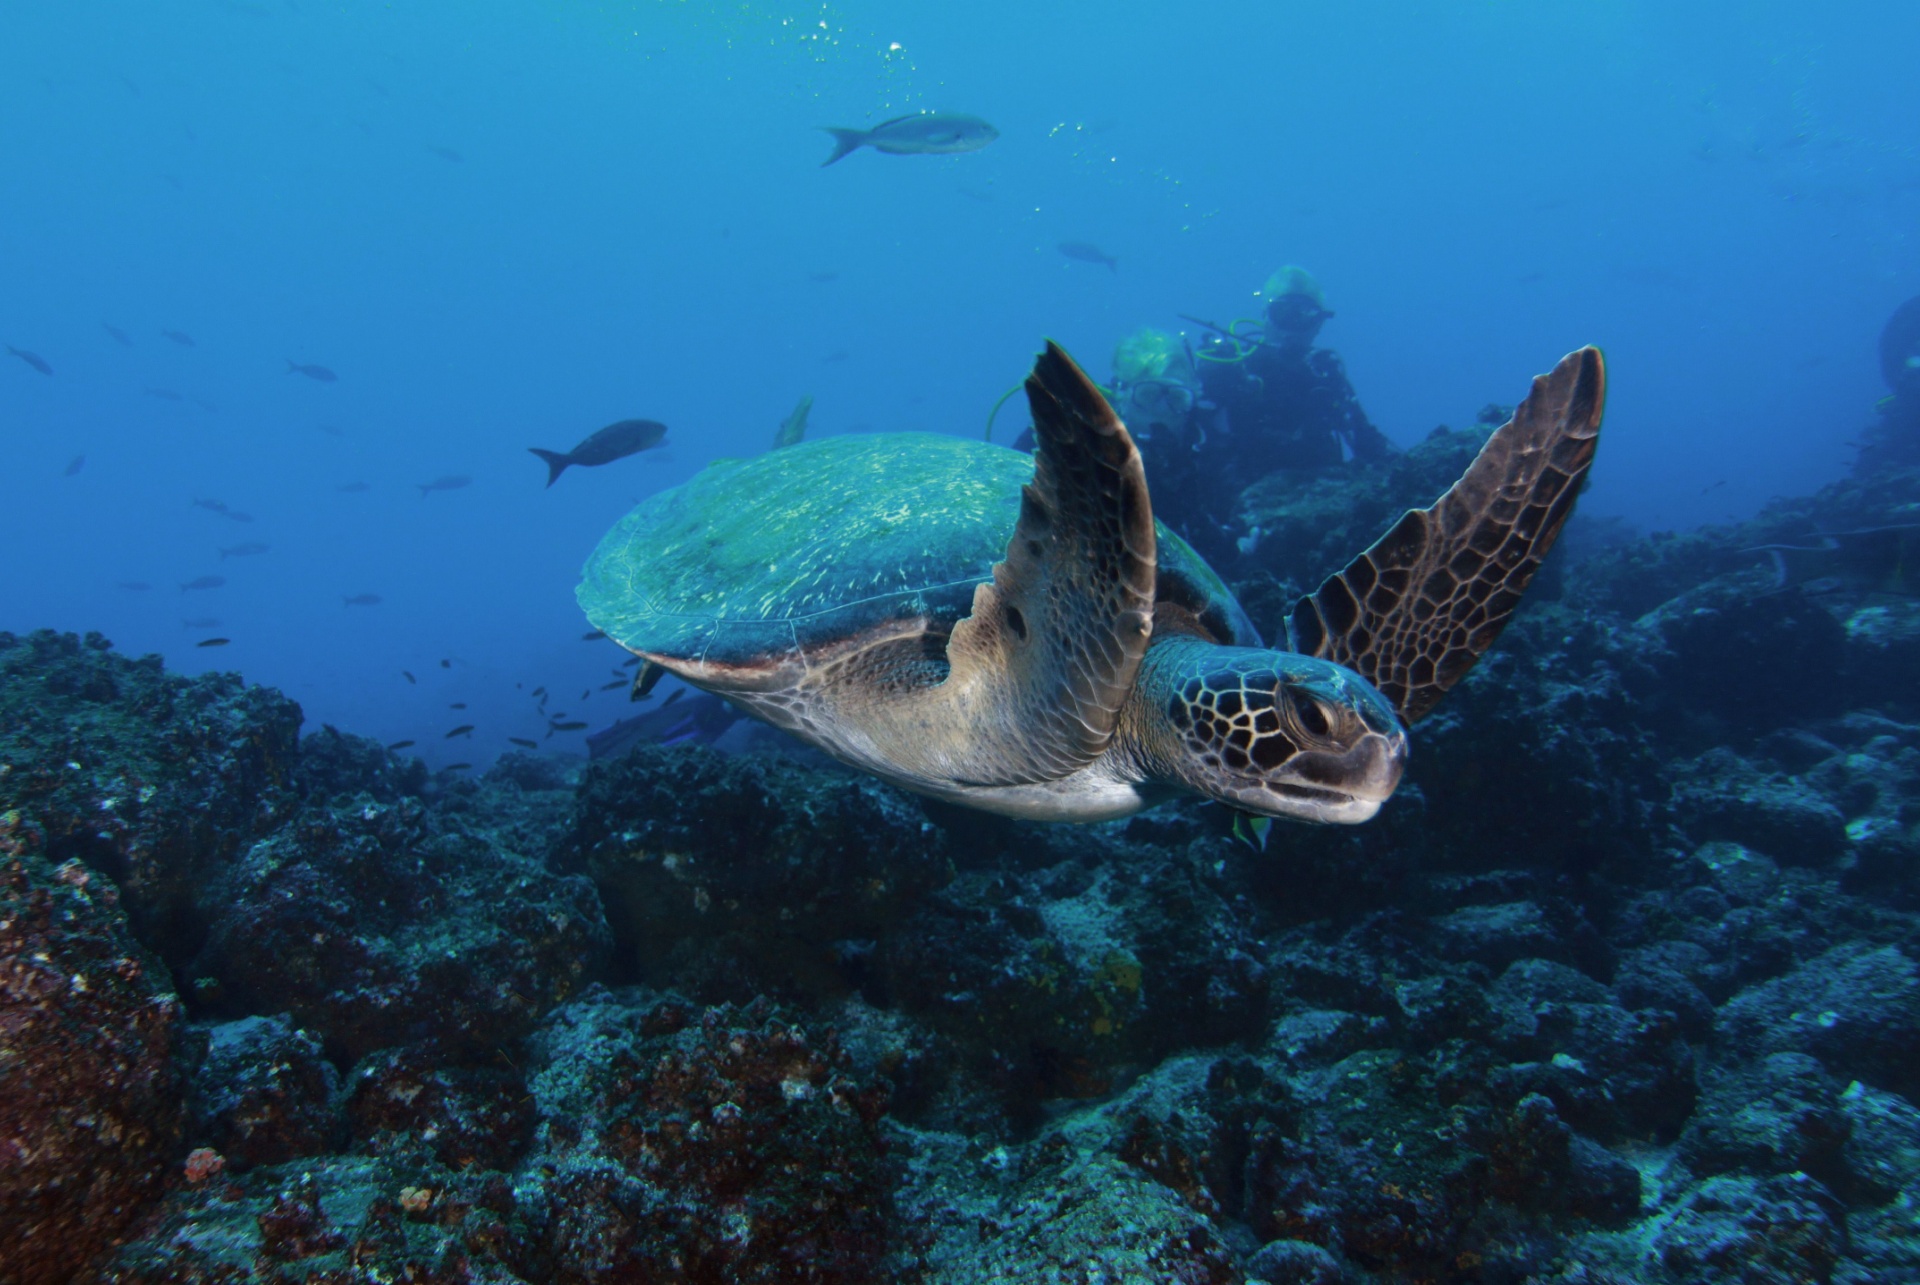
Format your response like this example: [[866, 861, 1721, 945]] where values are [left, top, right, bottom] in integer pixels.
[[942, 342, 1157, 783], [1289, 346, 1606, 723]]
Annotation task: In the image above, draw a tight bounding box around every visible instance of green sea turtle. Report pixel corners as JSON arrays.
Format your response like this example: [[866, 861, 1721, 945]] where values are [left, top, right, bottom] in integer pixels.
[[579, 343, 1605, 823]]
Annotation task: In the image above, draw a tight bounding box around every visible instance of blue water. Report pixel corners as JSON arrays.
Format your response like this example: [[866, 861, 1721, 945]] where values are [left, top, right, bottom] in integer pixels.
[[4, 2, 1915, 766]]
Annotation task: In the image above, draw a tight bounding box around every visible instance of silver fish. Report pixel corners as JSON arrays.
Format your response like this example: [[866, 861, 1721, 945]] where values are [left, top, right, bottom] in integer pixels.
[[819, 113, 998, 167]]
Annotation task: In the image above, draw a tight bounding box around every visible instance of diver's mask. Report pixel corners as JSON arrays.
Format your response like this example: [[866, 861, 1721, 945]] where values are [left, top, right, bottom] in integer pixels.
[[1264, 294, 1332, 351]]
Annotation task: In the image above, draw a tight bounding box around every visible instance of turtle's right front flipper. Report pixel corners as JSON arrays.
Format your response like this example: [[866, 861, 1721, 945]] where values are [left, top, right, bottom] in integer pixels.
[[941, 342, 1157, 784], [1289, 346, 1606, 723]]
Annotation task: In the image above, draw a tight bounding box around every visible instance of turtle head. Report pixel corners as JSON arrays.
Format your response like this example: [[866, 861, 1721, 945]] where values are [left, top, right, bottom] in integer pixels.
[[1138, 640, 1407, 824]]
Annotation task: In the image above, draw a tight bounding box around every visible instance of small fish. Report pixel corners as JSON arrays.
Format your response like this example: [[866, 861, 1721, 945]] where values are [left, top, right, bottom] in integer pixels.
[[64, 455, 85, 477], [219, 542, 269, 559], [508, 737, 538, 748], [343, 593, 382, 607], [337, 481, 371, 493], [621, 656, 640, 668], [582, 630, 606, 641], [387, 740, 416, 751], [286, 359, 337, 382], [449, 702, 467, 709], [103, 323, 134, 347], [546, 720, 588, 735], [444, 762, 472, 772], [417, 475, 472, 497], [445, 724, 475, 739], [180, 575, 226, 592], [145, 387, 184, 401], [162, 330, 195, 347], [426, 144, 464, 163], [440, 659, 451, 668], [530, 420, 668, 487], [402, 671, 416, 684], [191, 497, 232, 515], [183, 617, 220, 628], [773, 394, 812, 450], [819, 113, 999, 166], [530, 686, 547, 698], [117, 581, 152, 592], [600, 679, 627, 691], [222, 509, 254, 523], [196, 637, 231, 648], [580, 688, 591, 700], [1057, 241, 1119, 273], [6, 346, 52, 376]]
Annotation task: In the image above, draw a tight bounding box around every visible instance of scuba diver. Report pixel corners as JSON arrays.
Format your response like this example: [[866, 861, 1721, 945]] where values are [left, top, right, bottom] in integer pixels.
[[1099, 267, 1392, 562], [1193, 266, 1394, 474], [1857, 294, 1920, 474]]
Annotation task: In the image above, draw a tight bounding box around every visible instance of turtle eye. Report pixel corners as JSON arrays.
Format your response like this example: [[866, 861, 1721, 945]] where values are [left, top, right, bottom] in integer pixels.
[[1288, 688, 1332, 738]]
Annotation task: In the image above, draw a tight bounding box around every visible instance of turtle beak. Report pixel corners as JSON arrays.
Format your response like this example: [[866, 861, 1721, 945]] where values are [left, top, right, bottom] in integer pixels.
[[1263, 728, 1406, 823]]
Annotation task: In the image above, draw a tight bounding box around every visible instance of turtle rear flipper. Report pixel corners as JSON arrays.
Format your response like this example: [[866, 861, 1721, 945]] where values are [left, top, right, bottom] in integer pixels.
[[943, 342, 1157, 783], [1289, 345, 1606, 723]]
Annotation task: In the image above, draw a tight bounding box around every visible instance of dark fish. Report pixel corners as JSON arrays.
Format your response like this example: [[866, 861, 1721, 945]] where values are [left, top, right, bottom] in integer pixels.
[[145, 387, 183, 401], [417, 475, 472, 497], [621, 656, 640, 668], [219, 542, 269, 559], [426, 144, 464, 163], [587, 691, 741, 758], [403, 671, 416, 684], [286, 359, 337, 382], [191, 497, 231, 515], [440, 659, 451, 668], [449, 702, 467, 709], [530, 420, 668, 487], [582, 630, 607, 641], [6, 346, 52, 375], [508, 737, 538, 748], [580, 688, 591, 700], [1749, 525, 1920, 596], [195, 637, 231, 648], [182, 617, 219, 628], [64, 455, 85, 477], [118, 581, 152, 592], [1057, 241, 1118, 273], [103, 323, 134, 347], [337, 481, 371, 492], [343, 593, 382, 606], [387, 740, 415, 750], [819, 113, 999, 166], [445, 724, 475, 739], [180, 575, 225, 592], [773, 394, 812, 450], [546, 720, 588, 736], [444, 762, 472, 771], [600, 680, 627, 691], [531, 686, 547, 698], [162, 330, 195, 347]]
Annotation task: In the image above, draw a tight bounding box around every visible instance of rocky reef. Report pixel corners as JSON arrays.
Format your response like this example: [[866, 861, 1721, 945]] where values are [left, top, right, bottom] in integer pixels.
[[8, 453, 1920, 1283]]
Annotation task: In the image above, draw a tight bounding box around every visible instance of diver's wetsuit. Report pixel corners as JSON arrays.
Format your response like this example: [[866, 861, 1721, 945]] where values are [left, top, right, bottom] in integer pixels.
[[1200, 341, 1393, 474]]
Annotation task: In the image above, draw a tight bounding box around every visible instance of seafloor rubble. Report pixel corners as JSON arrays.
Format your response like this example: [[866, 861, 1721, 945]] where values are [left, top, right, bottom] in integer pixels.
[[7, 433, 1920, 1284]]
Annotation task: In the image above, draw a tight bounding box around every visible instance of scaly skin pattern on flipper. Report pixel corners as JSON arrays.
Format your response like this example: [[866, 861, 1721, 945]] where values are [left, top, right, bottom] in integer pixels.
[[1289, 346, 1606, 722], [938, 341, 1157, 784]]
